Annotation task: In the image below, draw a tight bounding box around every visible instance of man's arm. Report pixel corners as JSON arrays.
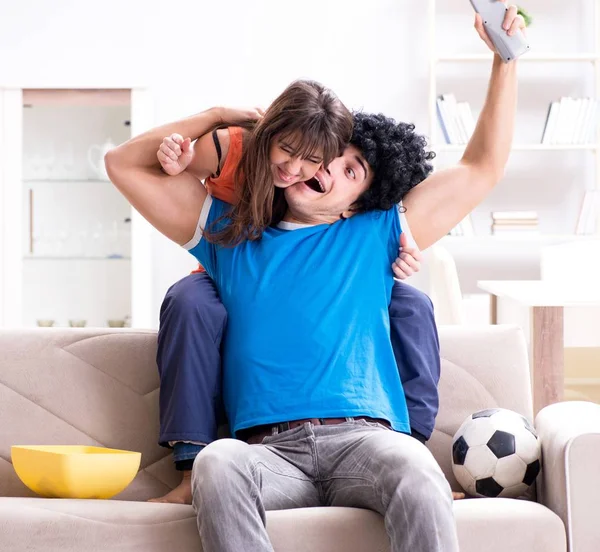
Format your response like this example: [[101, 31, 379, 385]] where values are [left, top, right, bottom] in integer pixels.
[[105, 109, 223, 245], [106, 107, 260, 245], [404, 3, 524, 250], [405, 54, 517, 250]]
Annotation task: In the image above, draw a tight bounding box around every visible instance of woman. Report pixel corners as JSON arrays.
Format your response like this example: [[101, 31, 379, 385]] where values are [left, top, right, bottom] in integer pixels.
[[161, 79, 352, 243]]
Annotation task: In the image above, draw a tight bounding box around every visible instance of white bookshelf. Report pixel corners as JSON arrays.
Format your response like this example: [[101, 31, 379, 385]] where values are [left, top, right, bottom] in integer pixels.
[[427, 0, 600, 242]]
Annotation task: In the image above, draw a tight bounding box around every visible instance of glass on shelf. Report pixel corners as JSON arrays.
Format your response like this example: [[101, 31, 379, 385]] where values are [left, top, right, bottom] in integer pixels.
[[32, 225, 71, 257], [26, 154, 46, 180], [62, 141, 76, 177], [88, 222, 105, 257], [29, 219, 132, 259], [23, 139, 110, 182], [24, 145, 57, 180], [105, 219, 131, 258]]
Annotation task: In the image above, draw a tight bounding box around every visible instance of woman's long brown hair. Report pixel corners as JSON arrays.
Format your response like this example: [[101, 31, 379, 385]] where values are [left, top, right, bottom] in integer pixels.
[[205, 79, 353, 246]]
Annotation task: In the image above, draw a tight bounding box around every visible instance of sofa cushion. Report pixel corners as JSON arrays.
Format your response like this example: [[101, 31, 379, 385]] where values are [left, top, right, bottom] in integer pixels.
[[0, 326, 534, 499], [454, 498, 566, 552], [429, 325, 534, 491], [0, 329, 175, 500], [0, 497, 565, 552]]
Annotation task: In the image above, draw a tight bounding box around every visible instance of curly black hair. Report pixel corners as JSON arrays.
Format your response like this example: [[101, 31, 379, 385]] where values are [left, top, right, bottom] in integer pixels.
[[349, 112, 435, 213]]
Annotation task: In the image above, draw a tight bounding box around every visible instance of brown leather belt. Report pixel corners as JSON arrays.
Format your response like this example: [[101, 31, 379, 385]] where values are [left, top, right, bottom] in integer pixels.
[[238, 416, 391, 445]]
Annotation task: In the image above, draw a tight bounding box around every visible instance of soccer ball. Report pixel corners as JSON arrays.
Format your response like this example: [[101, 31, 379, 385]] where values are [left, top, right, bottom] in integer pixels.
[[451, 408, 541, 498]]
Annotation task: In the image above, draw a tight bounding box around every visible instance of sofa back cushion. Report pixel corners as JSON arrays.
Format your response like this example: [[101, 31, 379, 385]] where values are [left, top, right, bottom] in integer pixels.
[[0, 325, 532, 499], [429, 325, 533, 490]]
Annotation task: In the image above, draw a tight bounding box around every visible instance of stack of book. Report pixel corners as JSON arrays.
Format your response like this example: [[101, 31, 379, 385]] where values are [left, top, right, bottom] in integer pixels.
[[541, 97, 599, 145], [491, 211, 539, 235], [436, 94, 475, 144]]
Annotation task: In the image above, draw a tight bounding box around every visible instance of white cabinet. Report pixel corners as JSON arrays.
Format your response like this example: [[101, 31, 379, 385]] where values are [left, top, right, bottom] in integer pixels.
[[0, 87, 154, 328]]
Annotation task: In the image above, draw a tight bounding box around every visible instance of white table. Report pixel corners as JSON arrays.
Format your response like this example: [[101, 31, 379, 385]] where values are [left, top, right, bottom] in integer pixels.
[[478, 280, 600, 414]]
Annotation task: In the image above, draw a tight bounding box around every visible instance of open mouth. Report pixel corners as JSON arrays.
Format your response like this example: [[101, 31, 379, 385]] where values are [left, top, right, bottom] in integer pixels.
[[304, 176, 325, 193]]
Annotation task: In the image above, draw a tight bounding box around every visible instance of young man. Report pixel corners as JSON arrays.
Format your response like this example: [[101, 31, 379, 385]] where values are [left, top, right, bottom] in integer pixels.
[[106, 6, 524, 550], [154, 254, 437, 504], [153, 121, 436, 505]]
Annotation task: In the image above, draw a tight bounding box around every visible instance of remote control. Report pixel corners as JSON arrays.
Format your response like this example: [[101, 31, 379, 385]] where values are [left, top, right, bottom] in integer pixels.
[[469, 0, 530, 62]]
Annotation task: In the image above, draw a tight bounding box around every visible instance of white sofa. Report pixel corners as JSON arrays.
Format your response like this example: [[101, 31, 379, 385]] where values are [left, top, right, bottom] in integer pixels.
[[1, 326, 599, 552]]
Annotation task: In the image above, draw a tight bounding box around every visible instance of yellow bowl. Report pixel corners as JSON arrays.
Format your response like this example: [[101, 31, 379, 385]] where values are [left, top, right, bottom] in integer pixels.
[[11, 445, 141, 499]]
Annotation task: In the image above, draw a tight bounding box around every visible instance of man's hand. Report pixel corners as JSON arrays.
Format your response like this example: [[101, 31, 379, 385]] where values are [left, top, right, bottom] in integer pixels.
[[392, 233, 422, 280], [158, 134, 194, 176], [216, 106, 265, 125], [475, 2, 527, 54]]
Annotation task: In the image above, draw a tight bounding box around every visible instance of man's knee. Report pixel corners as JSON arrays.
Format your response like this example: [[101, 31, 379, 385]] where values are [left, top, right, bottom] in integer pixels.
[[397, 456, 453, 512], [380, 436, 447, 491], [162, 273, 227, 326], [389, 282, 434, 318], [192, 439, 249, 489]]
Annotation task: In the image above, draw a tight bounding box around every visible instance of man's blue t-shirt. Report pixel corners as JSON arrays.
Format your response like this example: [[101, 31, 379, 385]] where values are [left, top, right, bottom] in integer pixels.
[[187, 197, 410, 435]]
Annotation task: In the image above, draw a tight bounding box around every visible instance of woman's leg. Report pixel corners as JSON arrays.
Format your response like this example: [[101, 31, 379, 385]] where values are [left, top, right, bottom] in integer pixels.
[[152, 272, 227, 503], [388, 282, 441, 441]]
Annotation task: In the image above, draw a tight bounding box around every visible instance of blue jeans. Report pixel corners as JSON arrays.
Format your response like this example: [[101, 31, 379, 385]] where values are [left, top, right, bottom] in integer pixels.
[[157, 273, 440, 464], [172, 442, 204, 464], [192, 420, 458, 552]]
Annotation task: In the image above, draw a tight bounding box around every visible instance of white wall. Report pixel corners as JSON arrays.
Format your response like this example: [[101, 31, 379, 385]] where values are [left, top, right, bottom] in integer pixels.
[[0, 0, 596, 327]]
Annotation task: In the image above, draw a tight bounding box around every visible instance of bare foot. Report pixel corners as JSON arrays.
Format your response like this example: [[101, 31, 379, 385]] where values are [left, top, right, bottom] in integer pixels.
[[149, 470, 192, 504], [452, 492, 466, 500]]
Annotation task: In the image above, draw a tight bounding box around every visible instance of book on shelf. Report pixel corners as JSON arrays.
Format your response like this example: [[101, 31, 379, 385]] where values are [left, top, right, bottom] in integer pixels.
[[436, 94, 475, 145], [576, 190, 600, 235], [491, 211, 538, 221], [491, 211, 539, 234], [542, 97, 599, 145]]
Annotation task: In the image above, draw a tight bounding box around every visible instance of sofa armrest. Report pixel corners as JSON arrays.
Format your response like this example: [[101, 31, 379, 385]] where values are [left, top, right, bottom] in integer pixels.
[[535, 401, 600, 552]]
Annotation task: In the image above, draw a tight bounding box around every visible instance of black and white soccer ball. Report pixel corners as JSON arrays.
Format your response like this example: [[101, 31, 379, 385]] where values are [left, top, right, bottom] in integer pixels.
[[451, 408, 541, 498]]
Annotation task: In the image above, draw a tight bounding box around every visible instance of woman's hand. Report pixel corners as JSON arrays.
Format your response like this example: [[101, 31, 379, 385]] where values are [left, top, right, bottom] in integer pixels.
[[156, 105, 264, 177], [474, 1, 527, 55], [392, 233, 422, 280], [157, 133, 194, 176]]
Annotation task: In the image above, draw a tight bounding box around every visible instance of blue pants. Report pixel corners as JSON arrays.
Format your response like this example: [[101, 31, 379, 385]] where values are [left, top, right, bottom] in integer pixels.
[[157, 273, 440, 463]]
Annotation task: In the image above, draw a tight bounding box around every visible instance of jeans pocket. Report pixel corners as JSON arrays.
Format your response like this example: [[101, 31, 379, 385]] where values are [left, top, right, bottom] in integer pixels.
[[261, 424, 306, 445]]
